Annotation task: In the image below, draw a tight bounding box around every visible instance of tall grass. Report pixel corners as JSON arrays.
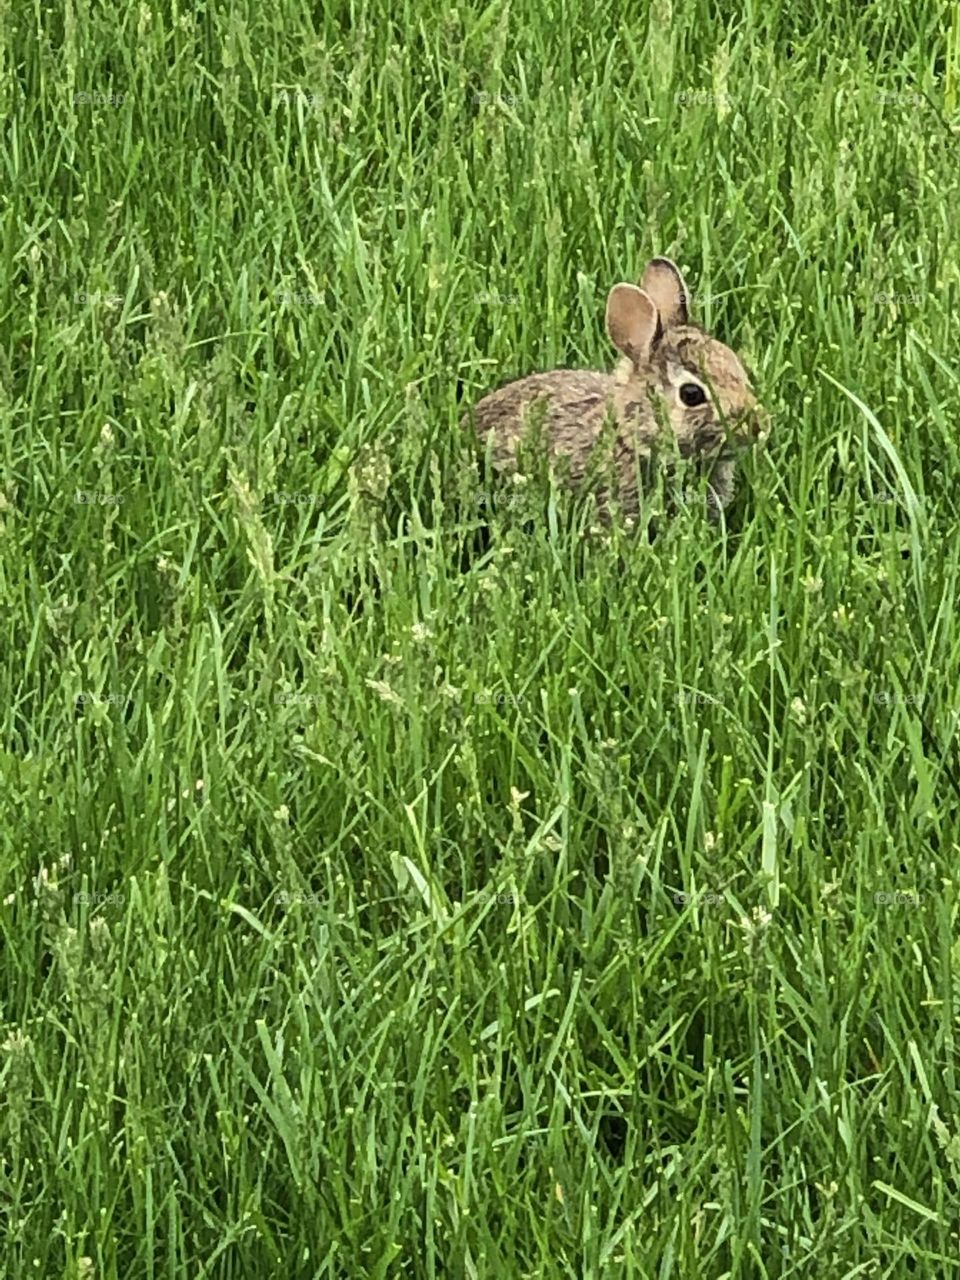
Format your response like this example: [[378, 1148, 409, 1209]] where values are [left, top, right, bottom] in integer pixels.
[[1, 0, 959, 1275]]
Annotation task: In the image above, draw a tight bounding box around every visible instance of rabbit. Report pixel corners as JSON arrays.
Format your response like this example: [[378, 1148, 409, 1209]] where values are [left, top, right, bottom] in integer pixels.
[[463, 257, 767, 519]]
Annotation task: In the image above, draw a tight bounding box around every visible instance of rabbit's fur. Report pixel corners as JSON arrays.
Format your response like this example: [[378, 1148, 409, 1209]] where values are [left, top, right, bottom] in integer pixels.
[[463, 258, 767, 518]]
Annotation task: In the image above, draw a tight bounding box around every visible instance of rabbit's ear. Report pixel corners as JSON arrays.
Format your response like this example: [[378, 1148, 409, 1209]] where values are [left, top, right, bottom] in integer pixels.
[[640, 258, 689, 328], [606, 284, 659, 364]]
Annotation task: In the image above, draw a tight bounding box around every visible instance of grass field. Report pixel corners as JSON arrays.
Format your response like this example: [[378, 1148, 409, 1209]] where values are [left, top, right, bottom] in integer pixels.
[[3, 0, 960, 1275]]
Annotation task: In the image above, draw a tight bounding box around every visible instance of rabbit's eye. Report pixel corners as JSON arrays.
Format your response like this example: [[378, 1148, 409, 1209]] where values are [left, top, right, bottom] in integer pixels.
[[679, 382, 707, 407]]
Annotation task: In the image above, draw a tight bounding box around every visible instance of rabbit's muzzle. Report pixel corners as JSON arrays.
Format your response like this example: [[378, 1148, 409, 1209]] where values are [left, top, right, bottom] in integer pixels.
[[723, 402, 770, 452]]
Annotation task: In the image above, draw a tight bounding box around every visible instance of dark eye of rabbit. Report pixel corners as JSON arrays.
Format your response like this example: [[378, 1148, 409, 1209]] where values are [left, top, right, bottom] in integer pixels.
[[679, 382, 707, 407]]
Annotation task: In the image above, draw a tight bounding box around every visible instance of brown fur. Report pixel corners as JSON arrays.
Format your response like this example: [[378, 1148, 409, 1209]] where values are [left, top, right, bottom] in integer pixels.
[[463, 258, 767, 518]]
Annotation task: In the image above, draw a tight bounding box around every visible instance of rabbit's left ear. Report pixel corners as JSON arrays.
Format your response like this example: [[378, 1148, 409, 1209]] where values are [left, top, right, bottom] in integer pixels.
[[640, 258, 689, 328], [606, 284, 659, 365]]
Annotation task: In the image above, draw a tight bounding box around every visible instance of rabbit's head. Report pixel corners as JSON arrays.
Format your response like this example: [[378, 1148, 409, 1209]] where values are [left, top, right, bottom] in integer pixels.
[[606, 258, 768, 462]]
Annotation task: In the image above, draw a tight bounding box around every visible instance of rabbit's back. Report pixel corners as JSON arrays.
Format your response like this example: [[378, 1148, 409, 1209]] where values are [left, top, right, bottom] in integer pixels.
[[464, 370, 624, 479]]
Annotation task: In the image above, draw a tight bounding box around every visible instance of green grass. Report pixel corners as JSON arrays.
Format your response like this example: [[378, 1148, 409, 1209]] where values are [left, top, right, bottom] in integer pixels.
[[2, 0, 960, 1276]]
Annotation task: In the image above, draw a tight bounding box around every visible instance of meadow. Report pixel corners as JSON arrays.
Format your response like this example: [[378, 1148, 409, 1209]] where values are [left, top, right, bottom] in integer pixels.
[[2, 0, 960, 1275]]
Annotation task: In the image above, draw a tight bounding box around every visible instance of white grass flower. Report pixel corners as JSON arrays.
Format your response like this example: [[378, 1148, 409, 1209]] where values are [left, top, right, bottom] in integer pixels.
[[508, 787, 531, 833], [89, 917, 110, 956], [820, 876, 842, 902], [34, 865, 60, 902], [737, 905, 772, 939], [365, 678, 406, 709], [2, 1028, 32, 1056]]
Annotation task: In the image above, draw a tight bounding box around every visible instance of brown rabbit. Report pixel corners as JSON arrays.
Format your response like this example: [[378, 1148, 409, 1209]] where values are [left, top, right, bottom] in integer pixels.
[[463, 258, 767, 518]]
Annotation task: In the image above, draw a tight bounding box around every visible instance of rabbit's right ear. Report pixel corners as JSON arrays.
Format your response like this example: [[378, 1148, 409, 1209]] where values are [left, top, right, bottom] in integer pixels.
[[606, 284, 659, 365], [640, 258, 689, 328]]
